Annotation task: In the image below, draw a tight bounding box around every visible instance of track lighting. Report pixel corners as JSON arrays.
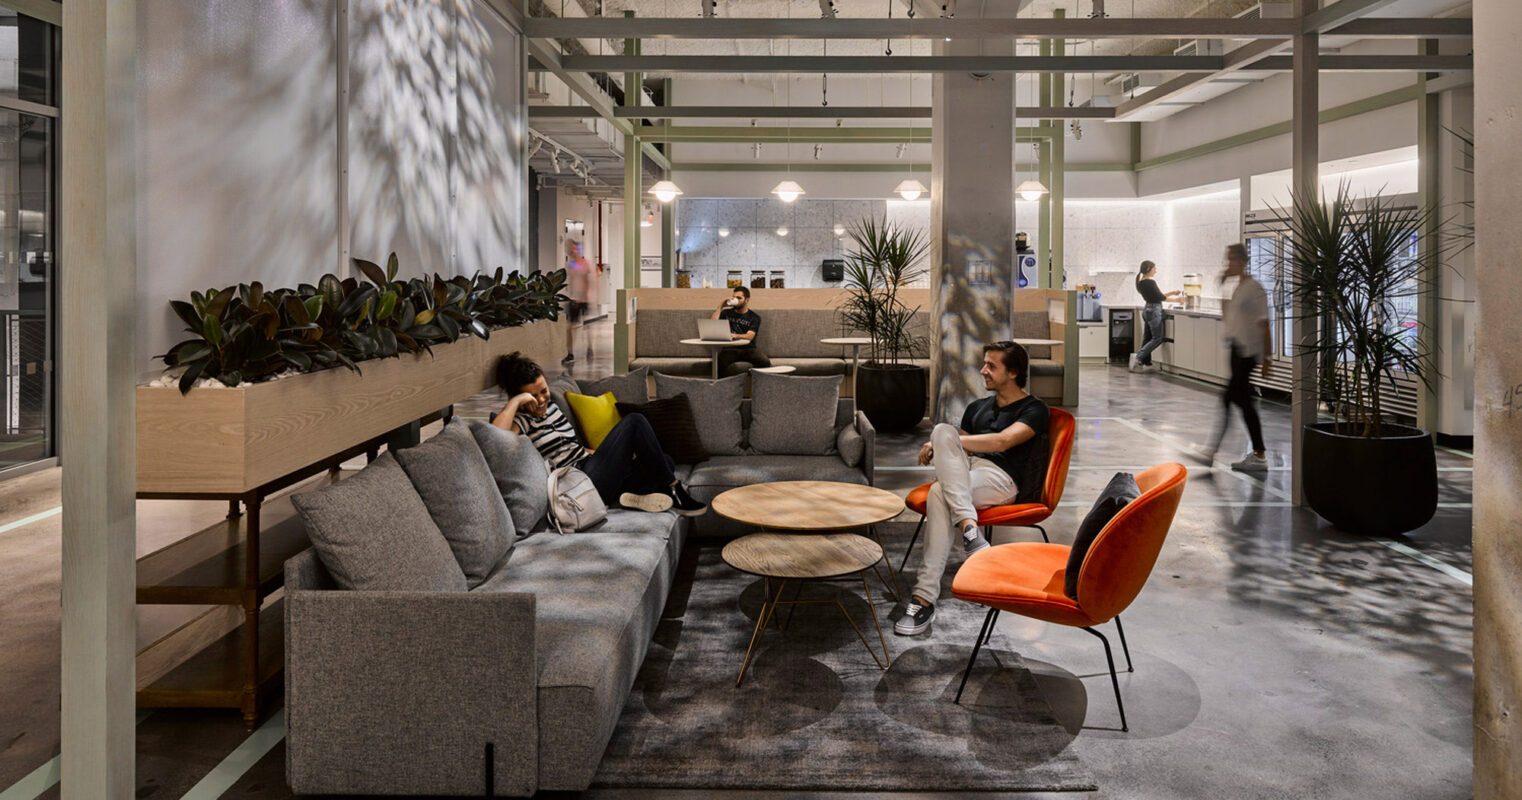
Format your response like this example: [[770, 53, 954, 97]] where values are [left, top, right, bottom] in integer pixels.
[[702, 0, 718, 18], [817, 0, 837, 18], [940, 0, 955, 18]]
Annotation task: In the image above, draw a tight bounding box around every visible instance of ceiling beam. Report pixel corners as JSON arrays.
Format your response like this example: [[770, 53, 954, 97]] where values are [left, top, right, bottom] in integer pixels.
[[554, 55, 1228, 73], [1303, 0, 1399, 34], [640, 125, 933, 143], [548, 53, 1466, 75], [530, 105, 1113, 119], [522, 15, 1469, 40], [523, 37, 671, 171]]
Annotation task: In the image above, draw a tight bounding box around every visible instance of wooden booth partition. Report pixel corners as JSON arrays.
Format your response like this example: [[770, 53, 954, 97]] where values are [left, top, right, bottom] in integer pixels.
[[1012, 289, 1079, 407], [133, 318, 564, 726]]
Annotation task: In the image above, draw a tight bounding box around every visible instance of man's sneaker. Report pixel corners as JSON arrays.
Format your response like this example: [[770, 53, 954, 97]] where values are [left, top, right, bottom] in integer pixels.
[[670, 483, 707, 517], [1230, 452, 1269, 473], [561, 352, 576, 365], [1128, 353, 1140, 372], [619, 491, 673, 513], [895, 599, 936, 636], [962, 524, 991, 555]]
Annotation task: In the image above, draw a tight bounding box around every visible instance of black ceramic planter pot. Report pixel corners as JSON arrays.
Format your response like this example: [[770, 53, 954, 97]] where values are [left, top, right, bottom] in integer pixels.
[[855, 363, 928, 433], [1302, 422, 1437, 536]]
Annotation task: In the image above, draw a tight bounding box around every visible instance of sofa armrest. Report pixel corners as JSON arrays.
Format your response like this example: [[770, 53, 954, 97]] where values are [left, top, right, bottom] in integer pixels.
[[855, 410, 877, 485], [284, 552, 539, 797]]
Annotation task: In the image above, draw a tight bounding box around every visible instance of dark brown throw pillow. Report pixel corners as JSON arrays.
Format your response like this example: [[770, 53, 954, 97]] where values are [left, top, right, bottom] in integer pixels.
[[615, 393, 709, 465]]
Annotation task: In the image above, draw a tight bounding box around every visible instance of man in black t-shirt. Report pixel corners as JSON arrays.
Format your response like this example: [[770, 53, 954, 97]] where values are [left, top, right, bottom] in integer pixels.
[[710, 286, 772, 374], [896, 341, 1051, 637]]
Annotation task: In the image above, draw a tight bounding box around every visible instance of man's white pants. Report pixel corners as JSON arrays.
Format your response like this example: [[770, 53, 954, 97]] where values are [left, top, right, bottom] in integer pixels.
[[911, 422, 1019, 603]]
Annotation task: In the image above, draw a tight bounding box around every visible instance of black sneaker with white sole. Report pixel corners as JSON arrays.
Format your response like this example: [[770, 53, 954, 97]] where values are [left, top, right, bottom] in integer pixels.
[[619, 491, 673, 513], [670, 482, 707, 517], [962, 524, 991, 555], [894, 599, 936, 636]]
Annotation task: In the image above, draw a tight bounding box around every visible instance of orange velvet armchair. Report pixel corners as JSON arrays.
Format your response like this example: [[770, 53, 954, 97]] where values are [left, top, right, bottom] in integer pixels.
[[948, 462, 1188, 732], [899, 408, 1076, 572]]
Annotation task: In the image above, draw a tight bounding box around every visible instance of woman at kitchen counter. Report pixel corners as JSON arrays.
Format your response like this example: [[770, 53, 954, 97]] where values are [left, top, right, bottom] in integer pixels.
[[1130, 260, 1183, 372]]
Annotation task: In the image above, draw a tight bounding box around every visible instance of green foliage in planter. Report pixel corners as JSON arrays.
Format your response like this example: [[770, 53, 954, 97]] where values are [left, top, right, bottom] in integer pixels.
[[1280, 184, 1447, 438], [160, 253, 567, 393], [838, 216, 930, 366]]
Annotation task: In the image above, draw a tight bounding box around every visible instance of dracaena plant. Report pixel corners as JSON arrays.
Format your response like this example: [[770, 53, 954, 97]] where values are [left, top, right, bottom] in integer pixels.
[[837, 216, 930, 366], [160, 254, 567, 393]]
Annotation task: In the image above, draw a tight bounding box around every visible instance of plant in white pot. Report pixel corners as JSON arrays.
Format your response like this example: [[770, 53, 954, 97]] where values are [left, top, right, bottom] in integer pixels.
[[1282, 183, 1448, 536], [838, 217, 930, 432]]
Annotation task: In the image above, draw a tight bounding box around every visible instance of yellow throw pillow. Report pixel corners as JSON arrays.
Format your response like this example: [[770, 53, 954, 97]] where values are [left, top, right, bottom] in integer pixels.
[[566, 391, 622, 449]]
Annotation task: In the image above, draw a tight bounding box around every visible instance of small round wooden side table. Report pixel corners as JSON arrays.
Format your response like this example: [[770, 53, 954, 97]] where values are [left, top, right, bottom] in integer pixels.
[[722, 532, 891, 687]]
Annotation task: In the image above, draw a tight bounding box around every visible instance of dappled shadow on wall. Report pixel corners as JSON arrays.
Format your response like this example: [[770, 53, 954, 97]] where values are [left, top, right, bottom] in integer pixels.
[[935, 232, 1010, 424], [348, 0, 525, 275]]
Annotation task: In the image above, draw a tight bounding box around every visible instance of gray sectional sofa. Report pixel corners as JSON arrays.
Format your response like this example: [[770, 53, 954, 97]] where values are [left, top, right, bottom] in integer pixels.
[[283, 368, 876, 796]]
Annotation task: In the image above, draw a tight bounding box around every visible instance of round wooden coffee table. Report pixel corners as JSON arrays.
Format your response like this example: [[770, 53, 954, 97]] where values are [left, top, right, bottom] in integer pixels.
[[722, 532, 890, 686], [712, 481, 907, 600]]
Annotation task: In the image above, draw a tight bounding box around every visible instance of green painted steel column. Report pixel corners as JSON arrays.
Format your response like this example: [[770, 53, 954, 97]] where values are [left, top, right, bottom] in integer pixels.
[[1036, 37, 1052, 288], [1050, 10, 1066, 290], [661, 77, 676, 288], [616, 11, 640, 374], [1416, 40, 1440, 432]]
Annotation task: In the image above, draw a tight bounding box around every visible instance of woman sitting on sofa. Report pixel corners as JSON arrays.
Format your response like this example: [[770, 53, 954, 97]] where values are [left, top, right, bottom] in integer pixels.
[[492, 352, 706, 517]]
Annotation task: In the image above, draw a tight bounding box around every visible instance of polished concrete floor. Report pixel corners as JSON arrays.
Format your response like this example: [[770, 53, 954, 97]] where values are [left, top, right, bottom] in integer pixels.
[[0, 317, 1474, 798]]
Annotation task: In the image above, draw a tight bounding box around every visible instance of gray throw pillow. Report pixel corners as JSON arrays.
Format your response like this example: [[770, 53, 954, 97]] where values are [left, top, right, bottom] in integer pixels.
[[291, 453, 467, 592], [547, 374, 584, 443], [392, 422, 515, 587], [653, 372, 747, 455], [749, 371, 842, 455], [468, 420, 551, 534], [836, 423, 864, 468], [581, 366, 649, 404]]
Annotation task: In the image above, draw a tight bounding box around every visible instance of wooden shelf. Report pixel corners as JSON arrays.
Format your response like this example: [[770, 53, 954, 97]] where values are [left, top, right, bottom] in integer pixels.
[[136, 510, 310, 605], [136, 599, 284, 709]]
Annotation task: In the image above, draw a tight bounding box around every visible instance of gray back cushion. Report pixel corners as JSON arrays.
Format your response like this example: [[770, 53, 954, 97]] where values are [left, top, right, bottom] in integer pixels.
[[654, 372, 746, 455], [291, 453, 468, 592], [468, 420, 551, 534], [579, 366, 649, 404], [749, 371, 841, 455], [546, 374, 584, 443], [634, 311, 715, 358], [1011, 310, 1051, 340], [393, 422, 515, 587]]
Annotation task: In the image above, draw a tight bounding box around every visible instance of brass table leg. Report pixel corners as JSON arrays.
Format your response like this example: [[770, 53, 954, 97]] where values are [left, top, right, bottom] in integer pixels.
[[831, 576, 891, 671], [867, 524, 903, 602], [737, 579, 785, 687]]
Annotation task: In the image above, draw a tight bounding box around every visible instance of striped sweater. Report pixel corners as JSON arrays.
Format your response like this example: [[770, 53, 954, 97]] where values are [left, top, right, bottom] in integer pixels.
[[513, 404, 589, 470]]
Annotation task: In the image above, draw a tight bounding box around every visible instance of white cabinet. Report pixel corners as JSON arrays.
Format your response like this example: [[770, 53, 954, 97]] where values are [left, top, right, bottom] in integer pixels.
[[1079, 324, 1107, 359]]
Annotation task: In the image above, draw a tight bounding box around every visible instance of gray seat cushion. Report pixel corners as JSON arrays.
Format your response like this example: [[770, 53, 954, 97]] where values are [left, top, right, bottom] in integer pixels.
[[653, 372, 747, 455], [1030, 358, 1064, 378], [684, 455, 867, 492], [475, 532, 674, 788], [749, 371, 842, 455], [393, 422, 515, 588], [468, 420, 551, 534], [768, 357, 848, 376], [588, 508, 683, 538], [291, 453, 468, 592], [579, 366, 650, 404]]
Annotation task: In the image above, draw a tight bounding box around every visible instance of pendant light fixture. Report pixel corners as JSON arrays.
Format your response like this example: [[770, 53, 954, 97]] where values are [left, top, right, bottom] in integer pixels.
[[648, 180, 683, 203], [893, 21, 927, 201], [771, 19, 805, 203]]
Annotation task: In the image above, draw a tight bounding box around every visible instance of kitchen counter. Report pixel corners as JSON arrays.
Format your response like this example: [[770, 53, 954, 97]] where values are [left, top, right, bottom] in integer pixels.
[[1163, 306, 1223, 319]]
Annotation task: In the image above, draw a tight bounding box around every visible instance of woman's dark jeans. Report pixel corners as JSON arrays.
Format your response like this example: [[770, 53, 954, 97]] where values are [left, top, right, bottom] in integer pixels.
[[579, 412, 677, 504], [1137, 303, 1165, 365]]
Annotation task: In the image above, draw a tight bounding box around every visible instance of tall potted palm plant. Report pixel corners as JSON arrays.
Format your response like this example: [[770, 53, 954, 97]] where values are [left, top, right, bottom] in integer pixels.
[[838, 217, 930, 431], [1283, 184, 1442, 535]]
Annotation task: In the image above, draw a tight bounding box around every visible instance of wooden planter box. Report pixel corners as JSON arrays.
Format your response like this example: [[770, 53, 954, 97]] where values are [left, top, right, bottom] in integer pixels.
[[136, 319, 564, 494]]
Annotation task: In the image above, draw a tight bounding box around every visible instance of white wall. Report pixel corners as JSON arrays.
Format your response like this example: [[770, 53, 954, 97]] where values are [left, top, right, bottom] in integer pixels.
[[1064, 189, 1240, 308], [137, 0, 526, 382]]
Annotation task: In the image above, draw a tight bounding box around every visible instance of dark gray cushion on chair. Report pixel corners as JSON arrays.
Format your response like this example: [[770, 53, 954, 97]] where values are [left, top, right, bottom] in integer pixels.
[[749, 371, 841, 455], [836, 423, 864, 467], [393, 422, 515, 588], [291, 453, 467, 592], [580, 366, 649, 404], [1065, 472, 1140, 599], [467, 420, 551, 535], [653, 372, 747, 455]]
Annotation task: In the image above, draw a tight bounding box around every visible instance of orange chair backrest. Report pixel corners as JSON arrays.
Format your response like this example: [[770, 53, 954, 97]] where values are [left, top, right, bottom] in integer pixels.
[[1073, 463, 1188, 623], [1041, 409, 1077, 511]]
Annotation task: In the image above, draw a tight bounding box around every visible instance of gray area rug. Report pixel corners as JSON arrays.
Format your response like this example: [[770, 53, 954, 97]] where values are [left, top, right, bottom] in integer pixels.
[[592, 524, 1098, 792]]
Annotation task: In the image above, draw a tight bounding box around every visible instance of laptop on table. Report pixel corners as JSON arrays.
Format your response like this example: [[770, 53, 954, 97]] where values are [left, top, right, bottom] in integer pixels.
[[696, 318, 735, 343]]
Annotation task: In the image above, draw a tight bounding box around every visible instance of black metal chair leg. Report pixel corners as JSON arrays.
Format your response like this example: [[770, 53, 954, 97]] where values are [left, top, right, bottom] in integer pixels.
[[1082, 626, 1129, 732], [899, 516, 925, 573], [1114, 615, 1134, 672], [982, 609, 999, 646], [1035, 523, 1049, 543], [954, 608, 998, 704]]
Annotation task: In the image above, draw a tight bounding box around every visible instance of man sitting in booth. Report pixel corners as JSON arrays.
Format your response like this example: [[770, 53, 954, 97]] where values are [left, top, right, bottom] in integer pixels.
[[710, 286, 772, 375]]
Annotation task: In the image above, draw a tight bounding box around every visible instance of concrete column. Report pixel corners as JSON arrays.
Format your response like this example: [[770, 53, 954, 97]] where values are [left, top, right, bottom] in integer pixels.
[[60, 0, 137, 795], [1473, 2, 1522, 795], [1290, 0, 1319, 506], [616, 11, 640, 374], [929, 18, 1016, 423]]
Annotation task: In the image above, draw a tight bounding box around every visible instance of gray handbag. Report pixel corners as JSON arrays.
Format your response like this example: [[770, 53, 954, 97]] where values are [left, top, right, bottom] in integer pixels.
[[546, 465, 607, 533]]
